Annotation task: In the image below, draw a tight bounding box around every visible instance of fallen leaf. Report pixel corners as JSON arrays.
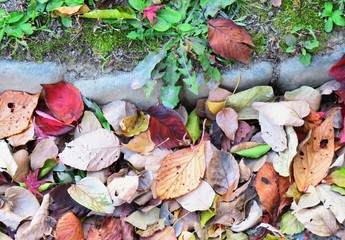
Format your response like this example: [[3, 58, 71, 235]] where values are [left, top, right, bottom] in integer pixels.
[[83, 97, 111, 131], [330, 185, 345, 195], [30, 138, 58, 170], [147, 105, 189, 149], [298, 109, 324, 133], [234, 120, 254, 144], [142, 5, 164, 25], [239, 160, 251, 182], [293, 109, 336, 192], [295, 186, 320, 210], [68, 177, 114, 214], [34, 110, 74, 136], [22, 169, 45, 196], [294, 205, 339, 237], [0, 91, 39, 139], [156, 141, 206, 199], [107, 175, 139, 206], [329, 54, 345, 82], [123, 130, 155, 153], [12, 149, 30, 182], [186, 109, 201, 144], [74, 111, 102, 139], [231, 201, 262, 232], [216, 108, 238, 141], [252, 101, 310, 127], [141, 226, 176, 240], [102, 100, 137, 132], [0, 140, 18, 177], [42, 82, 84, 125], [56, 212, 84, 240], [255, 162, 291, 219], [272, 126, 298, 176], [324, 167, 345, 187], [225, 86, 274, 119], [284, 86, 321, 111], [232, 142, 271, 158], [206, 147, 239, 195], [176, 180, 215, 212], [52, 5, 89, 17], [7, 122, 34, 147], [81, 7, 136, 19], [207, 18, 254, 64], [59, 129, 120, 171], [280, 211, 304, 236], [118, 111, 149, 137], [317, 80, 341, 95], [270, 0, 281, 7], [125, 207, 160, 230]]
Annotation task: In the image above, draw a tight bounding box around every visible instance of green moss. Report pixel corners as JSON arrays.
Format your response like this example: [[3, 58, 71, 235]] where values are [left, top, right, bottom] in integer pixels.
[[250, 31, 267, 54]]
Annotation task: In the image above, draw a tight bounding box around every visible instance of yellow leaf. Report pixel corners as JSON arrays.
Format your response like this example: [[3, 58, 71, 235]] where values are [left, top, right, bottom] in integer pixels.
[[52, 5, 90, 18], [293, 109, 337, 192], [206, 101, 225, 115], [119, 111, 150, 137], [156, 141, 206, 199], [123, 130, 155, 153]]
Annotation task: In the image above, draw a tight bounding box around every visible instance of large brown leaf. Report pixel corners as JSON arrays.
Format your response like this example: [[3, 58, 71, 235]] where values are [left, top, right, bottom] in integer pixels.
[[293, 109, 336, 192], [56, 212, 84, 240], [0, 91, 40, 139], [156, 141, 207, 199], [207, 18, 254, 64]]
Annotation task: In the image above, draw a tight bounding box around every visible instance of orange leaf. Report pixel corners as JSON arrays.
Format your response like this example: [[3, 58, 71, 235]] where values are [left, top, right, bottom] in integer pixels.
[[255, 162, 291, 220], [0, 91, 40, 139], [293, 109, 337, 192], [156, 141, 206, 199], [52, 5, 90, 17], [207, 18, 254, 64], [56, 212, 84, 240], [123, 130, 155, 153]]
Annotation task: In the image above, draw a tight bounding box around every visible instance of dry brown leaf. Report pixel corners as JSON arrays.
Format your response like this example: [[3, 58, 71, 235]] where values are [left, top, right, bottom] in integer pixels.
[[207, 18, 254, 64], [52, 5, 89, 17], [56, 212, 84, 240], [7, 122, 34, 147], [30, 138, 58, 170], [216, 108, 238, 141], [156, 141, 207, 199], [0, 91, 40, 139], [123, 130, 155, 153], [293, 109, 336, 192], [12, 149, 30, 182]]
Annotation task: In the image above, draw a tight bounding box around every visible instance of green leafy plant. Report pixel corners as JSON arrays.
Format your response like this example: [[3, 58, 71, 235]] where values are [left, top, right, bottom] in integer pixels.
[[285, 25, 319, 66], [322, 2, 345, 33]]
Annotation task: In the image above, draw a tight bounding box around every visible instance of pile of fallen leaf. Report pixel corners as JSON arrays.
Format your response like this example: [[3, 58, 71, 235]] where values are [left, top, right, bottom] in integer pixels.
[[0, 54, 345, 240]]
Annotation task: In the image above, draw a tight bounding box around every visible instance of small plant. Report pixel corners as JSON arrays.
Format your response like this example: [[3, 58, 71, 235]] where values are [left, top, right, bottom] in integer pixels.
[[321, 2, 345, 33], [285, 25, 319, 66]]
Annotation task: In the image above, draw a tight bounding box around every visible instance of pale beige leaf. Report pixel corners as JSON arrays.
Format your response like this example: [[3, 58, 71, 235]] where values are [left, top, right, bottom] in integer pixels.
[[252, 101, 310, 126], [102, 100, 137, 132], [107, 175, 139, 206], [127, 148, 170, 171], [231, 201, 262, 232], [296, 186, 320, 210], [16, 194, 52, 239], [272, 126, 298, 176], [0, 140, 18, 177], [216, 108, 238, 140], [124, 130, 155, 154], [7, 123, 34, 147], [175, 180, 215, 212], [284, 86, 321, 111], [156, 141, 206, 199], [293, 110, 336, 192], [259, 114, 287, 152], [239, 160, 251, 182], [12, 149, 30, 182], [30, 138, 58, 170], [294, 205, 339, 237], [74, 111, 102, 139], [317, 80, 341, 95], [0, 91, 40, 139], [59, 129, 120, 171]]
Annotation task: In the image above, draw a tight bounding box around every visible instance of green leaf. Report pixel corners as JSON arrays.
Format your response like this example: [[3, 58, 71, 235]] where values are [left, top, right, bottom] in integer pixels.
[[65, 0, 84, 6], [225, 86, 275, 120], [68, 177, 114, 214], [152, 16, 171, 32], [200, 209, 216, 228], [61, 17, 71, 28], [37, 182, 55, 192], [83, 97, 111, 131], [177, 23, 194, 32], [158, 7, 182, 24], [38, 159, 58, 179], [264, 234, 285, 240], [130, 48, 167, 89], [19, 23, 34, 35], [201, 0, 236, 17], [125, 208, 160, 230], [327, 167, 345, 187], [331, 10, 345, 26], [161, 85, 181, 108], [232, 144, 271, 158], [183, 71, 198, 95], [304, 40, 319, 50], [46, 0, 63, 12], [82, 7, 136, 19], [325, 2, 333, 13], [189, 40, 205, 55], [325, 18, 333, 32], [331, 185, 345, 195], [186, 109, 201, 144], [8, 12, 24, 23], [280, 211, 305, 235], [5, 25, 23, 38], [128, 0, 147, 11], [0, 27, 5, 43], [299, 52, 311, 66]]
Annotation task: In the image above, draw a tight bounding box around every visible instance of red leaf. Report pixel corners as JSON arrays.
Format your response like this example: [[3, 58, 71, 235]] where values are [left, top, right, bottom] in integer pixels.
[[329, 54, 345, 82], [147, 105, 189, 149], [22, 169, 45, 197], [142, 5, 164, 26], [207, 18, 254, 64], [42, 82, 84, 125], [34, 110, 74, 136]]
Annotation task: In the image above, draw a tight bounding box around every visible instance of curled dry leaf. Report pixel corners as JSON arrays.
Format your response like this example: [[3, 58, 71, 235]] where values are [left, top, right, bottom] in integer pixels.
[[59, 128, 120, 171], [293, 109, 336, 192], [231, 201, 262, 232], [56, 212, 84, 240], [156, 141, 207, 199], [52, 4, 90, 17], [118, 111, 149, 137], [0, 91, 40, 139], [0, 140, 18, 177], [12, 149, 30, 182], [284, 86, 322, 111], [107, 175, 139, 206], [207, 18, 254, 64], [216, 108, 238, 141]]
